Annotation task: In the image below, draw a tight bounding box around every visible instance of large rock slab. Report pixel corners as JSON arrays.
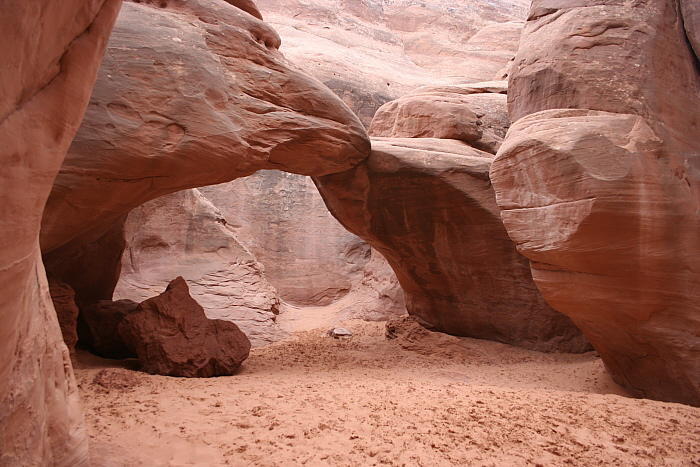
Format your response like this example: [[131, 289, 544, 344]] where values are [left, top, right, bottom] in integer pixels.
[[316, 138, 589, 352], [41, 0, 370, 255], [490, 0, 700, 405], [369, 84, 509, 154], [369, 94, 482, 143], [118, 277, 252, 377], [0, 1, 121, 465], [114, 189, 286, 346]]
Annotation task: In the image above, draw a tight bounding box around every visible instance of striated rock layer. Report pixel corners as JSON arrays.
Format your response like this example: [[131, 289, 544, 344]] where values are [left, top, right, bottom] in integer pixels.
[[41, 0, 370, 256], [0, 0, 122, 465], [490, 0, 700, 405], [316, 138, 589, 352]]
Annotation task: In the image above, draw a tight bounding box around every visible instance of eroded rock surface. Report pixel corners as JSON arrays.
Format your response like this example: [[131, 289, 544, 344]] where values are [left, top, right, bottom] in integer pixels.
[[119, 277, 251, 377], [200, 172, 407, 319], [0, 1, 121, 465], [255, 0, 527, 126], [41, 0, 370, 255], [316, 138, 589, 352], [114, 189, 285, 347], [490, 0, 700, 405]]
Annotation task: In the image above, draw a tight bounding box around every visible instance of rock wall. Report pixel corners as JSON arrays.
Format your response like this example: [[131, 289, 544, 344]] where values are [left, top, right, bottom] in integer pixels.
[[0, 1, 121, 465], [490, 0, 700, 405], [199, 172, 371, 307], [255, 0, 528, 127]]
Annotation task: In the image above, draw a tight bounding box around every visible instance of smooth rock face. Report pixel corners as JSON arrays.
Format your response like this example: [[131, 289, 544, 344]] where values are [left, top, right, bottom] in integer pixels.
[[48, 278, 81, 355], [0, 1, 121, 465], [490, 0, 700, 405], [81, 299, 139, 359], [199, 172, 372, 307], [369, 95, 481, 142], [41, 0, 370, 255], [255, 0, 527, 127], [316, 138, 589, 352], [118, 277, 252, 377], [114, 189, 285, 347]]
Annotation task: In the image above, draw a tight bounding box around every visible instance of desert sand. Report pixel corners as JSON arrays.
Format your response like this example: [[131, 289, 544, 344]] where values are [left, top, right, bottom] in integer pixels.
[[76, 310, 700, 467]]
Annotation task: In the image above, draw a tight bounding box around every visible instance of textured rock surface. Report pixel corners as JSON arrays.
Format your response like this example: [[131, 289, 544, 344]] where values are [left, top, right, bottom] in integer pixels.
[[114, 189, 285, 347], [81, 299, 139, 359], [41, 0, 370, 255], [0, 0, 121, 465], [490, 0, 700, 405], [255, 0, 527, 126], [316, 138, 589, 352], [199, 171, 372, 307], [119, 277, 252, 377], [48, 278, 81, 355]]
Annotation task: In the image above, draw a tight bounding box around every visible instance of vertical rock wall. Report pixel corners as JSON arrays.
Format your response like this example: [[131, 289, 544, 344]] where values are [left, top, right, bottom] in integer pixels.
[[0, 1, 121, 464], [490, 0, 700, 405]]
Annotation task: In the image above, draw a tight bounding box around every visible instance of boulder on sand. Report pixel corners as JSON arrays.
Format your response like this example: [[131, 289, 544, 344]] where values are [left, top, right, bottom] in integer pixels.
[[118, 277, 251, 377]]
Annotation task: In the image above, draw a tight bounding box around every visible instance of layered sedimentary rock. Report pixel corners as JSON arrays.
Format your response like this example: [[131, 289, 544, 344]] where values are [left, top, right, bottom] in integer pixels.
[[490, 0, 700, 405], [41, 0, 370, 256], [119, 277, 251, 377], [316, 138, 589, 352], [255, 0, 527, 126], [0, 1, 121, 465], [114, 189, 285, 346]]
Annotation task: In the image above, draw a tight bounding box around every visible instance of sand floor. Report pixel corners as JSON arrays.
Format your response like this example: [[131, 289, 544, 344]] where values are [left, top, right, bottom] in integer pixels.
[[75, 318, 700, 466]]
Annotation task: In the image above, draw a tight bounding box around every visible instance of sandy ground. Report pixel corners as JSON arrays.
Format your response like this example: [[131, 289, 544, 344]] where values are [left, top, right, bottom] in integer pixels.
[[75, 315, 700, 466]]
